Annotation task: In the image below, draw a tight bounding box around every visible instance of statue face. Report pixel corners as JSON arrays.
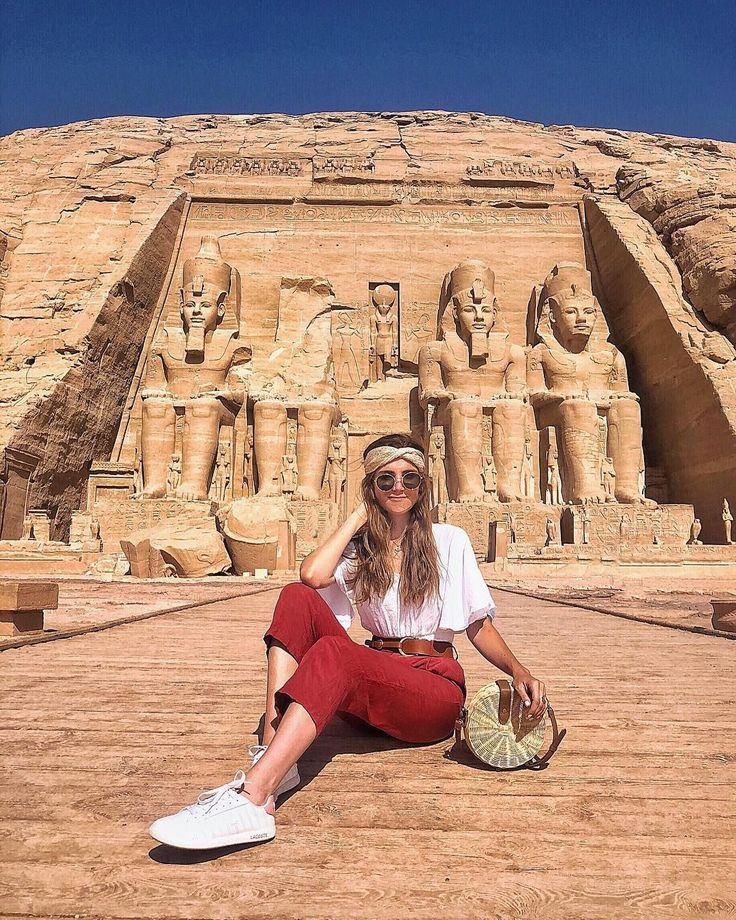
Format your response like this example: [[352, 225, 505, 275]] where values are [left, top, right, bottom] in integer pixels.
[[180, 289, 225, 335], [550, 291, 597, 347], [453, 291, 496, 337]]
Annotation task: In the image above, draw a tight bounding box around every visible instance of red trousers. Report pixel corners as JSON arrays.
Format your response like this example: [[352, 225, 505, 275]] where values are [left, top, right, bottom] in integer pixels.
[[264, 582, 466, 743]]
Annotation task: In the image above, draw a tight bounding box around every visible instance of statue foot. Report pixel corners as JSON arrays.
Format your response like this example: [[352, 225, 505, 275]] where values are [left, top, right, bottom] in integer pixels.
[[293, 486, 322, 501], [256, 486, 282, 498], [456, 491, 485, 503], [139, 486, 166, 499], [618, 491, 658, 508], [497, 488, 523, 503], [175, 485, 208, 502]]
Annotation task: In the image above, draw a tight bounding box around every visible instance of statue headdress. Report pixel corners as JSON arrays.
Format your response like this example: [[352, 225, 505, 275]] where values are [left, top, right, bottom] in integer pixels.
[[175, 235, 241, 330], [532, 262, 609, 349], [436, 259, 506, 338]]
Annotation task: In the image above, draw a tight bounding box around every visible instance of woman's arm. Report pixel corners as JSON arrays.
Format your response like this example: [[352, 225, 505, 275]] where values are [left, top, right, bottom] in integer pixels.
[[299, 503, 368, 588], [466, 617, 547, 719]]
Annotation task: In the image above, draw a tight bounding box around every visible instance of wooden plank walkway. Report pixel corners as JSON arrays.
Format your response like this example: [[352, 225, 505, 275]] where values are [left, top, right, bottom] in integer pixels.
[[1, 584, 735, 920]]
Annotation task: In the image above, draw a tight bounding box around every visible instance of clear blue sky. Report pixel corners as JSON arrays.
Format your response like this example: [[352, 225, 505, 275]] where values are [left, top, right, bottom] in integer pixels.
[[2, 0, 735, 140]]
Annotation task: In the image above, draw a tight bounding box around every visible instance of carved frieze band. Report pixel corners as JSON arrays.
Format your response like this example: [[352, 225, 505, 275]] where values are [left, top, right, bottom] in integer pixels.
[[465, 159, 576, 184], [187, 153, 577, 199], [188, 155, 305, 177], [189, 202, 576, 226]]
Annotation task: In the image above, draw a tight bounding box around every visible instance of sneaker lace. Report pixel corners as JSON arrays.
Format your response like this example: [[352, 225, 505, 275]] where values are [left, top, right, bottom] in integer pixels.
[[247, 744, 267, 761], [185, 770, 248, 815]]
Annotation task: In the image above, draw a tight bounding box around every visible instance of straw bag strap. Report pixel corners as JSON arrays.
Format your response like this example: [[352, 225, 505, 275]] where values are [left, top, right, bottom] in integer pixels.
[[527, 703, 567, 769]]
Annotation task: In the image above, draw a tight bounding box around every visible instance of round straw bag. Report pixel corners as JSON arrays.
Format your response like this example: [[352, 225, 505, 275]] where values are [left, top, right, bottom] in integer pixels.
[[454, 679, 566, 770]]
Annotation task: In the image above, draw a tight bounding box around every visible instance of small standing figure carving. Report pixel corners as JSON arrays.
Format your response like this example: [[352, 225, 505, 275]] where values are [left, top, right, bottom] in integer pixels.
[[619, 514, 631, 541], [133, 448, 144, 497], [428, 430, 447, 506], [545, 443, 563, 505], [601, 457, 616, 503], [281, 455, 298, 495], [210, 444, 231, 502], [482, 452, 498, 503], [688, 518, 703, 545], [369, 284, 398, 383], [580, 506, 590, 545], [327, 433, 347, 508], [521, 438, 535, 500], [723, 499, 734, 544], [638, 450, 647, 501], [333, 311, 365, 392], [286, 419, 297, 458], [507, 512, 517, 545], [166, 454, 182, 495], [242, 428, 253, 498], [544, 517, 558, 547]]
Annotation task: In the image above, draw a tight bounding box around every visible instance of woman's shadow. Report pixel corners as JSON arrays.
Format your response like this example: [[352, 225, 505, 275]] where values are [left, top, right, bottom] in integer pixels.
[[149, 712, 420, 865]]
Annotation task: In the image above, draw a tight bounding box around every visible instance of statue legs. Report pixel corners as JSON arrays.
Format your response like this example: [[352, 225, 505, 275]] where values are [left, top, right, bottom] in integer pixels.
[[443, 399, 484, 502], [557, 398, 605, 503], [607, 398, 654, 504], [177, 397, 223, 501], [254, 401, 287, 496], [140, 397, 176, 498], [491, 400, 526, 502], [295, 404, 335, 501]]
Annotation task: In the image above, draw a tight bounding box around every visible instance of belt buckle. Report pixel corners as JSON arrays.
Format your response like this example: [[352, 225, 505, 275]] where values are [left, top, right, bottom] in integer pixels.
[[398, 637, 412, 656]]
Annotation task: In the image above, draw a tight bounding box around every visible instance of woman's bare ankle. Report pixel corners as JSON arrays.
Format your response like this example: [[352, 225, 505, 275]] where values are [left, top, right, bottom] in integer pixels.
[[241, 781, 271, 806]]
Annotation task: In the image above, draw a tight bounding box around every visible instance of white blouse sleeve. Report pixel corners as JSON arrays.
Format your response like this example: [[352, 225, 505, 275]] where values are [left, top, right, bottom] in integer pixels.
[[438, 527, 496, 633], [317, 554, 356, 630], [317, 577, 354, 631]]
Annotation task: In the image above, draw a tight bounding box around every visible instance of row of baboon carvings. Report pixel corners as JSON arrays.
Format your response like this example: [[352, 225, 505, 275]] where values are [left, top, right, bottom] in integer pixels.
[[132, 235, 656, 509]]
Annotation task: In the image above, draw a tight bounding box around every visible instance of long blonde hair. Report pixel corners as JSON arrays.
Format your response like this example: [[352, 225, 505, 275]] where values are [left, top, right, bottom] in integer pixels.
[[349, 434, 441, 610]]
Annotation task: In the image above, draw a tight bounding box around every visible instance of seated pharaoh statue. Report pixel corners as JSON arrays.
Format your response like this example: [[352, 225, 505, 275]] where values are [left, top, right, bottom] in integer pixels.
[[249, 276, 341, 501], [418, 259, 527, 502], [527, 262, 654, 505], [139, 236, 251, 501]]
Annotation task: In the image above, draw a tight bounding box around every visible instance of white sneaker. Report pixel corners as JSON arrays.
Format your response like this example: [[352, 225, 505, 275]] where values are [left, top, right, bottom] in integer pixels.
[[149, 770, 275, 850], [248, 744, 300, 798]]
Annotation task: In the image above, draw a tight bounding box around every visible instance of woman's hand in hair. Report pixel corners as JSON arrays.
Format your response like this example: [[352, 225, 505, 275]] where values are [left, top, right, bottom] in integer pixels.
[[350, 501, 368, 532], [300, 501, 368, 588]]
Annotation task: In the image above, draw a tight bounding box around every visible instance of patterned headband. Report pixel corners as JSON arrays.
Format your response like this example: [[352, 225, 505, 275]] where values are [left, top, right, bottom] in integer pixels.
[[363, 446, 426, 476]]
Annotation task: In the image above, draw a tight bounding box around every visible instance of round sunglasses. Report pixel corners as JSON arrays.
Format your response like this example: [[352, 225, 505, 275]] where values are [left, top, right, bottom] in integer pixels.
[[373, 471, 423, 492]]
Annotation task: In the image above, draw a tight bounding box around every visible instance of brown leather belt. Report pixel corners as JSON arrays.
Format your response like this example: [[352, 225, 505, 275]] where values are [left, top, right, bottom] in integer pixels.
[[366, 636, 457, 659]]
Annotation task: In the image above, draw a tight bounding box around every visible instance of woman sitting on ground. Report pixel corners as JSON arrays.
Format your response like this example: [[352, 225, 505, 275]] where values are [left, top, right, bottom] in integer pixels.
[[150, 432, 546, 850]]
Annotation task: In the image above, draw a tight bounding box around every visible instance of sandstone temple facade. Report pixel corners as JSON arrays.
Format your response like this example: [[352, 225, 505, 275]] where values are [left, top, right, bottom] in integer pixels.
[[1, 111, 735, 576]]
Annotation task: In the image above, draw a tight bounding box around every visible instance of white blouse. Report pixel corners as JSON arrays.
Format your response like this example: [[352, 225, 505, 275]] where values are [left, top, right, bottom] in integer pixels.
[[318, 523, 495, 642]]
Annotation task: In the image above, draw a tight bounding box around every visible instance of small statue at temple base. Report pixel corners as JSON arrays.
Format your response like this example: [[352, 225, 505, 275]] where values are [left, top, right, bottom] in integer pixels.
[[166, 454, 181, 495], [545, 443, 563, 505], [327, 432, 347, 509], [281, 455, 298, 495], [688, 518, 703, 545], [419, 260, 527, 502], [428, 430, 448, 506], [528, 263, 655, 507], [139, 236, 251, 502], [723, 499, 733, 544]]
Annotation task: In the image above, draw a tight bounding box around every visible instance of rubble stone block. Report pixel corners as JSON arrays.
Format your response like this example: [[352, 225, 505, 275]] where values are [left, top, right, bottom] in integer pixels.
[[0, 581, 58, 636]]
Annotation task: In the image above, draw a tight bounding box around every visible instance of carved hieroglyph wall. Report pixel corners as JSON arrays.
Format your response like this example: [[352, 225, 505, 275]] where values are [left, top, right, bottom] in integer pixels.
[[1, 112, 735, 543]]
